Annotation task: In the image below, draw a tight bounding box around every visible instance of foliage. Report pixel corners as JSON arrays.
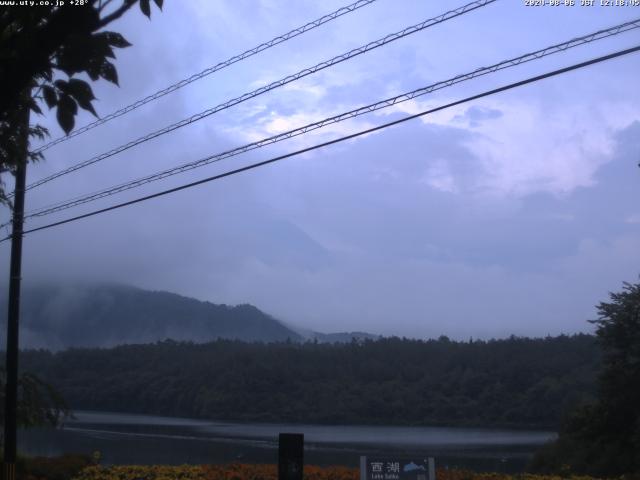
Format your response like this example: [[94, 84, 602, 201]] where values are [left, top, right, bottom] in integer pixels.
[[20, 334, 599, 429], [72, 464, 361, 480], [16, 454, 92, 480], [65, 463, 627, 480], [0, 0, 163, 204], [436, 471, 606, 480], [530, 280, 640, 477], [11, 457, 631, 480], [590, 281, 640, 437], [0, 366, 70, 431]]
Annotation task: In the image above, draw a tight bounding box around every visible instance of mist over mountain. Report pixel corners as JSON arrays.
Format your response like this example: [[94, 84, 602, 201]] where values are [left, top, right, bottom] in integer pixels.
[[0, 283, 303, 349], [289, 324, 381, 343]]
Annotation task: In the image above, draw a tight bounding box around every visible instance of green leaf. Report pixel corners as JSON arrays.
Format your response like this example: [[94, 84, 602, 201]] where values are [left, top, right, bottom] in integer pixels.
[[56, 105, 76, 135], [55, 34, 91, 76], [29, 102, 42, 115], [153, 0, 163, 9], [60, 94, 78, 116], [140, 0, 151, 18], [54, 79, 68, 93], [68, 79, 98, 118], [103, 31, 132, 49], [42, 85, 57, 109], [57, 32, 116, 75], [56, 95, 77, 135], [98, 35, 116, 59], [29, 98, 42, 115], [89, 33, 116, 59], [100, 61, 119, 85], [85, 57, 102, 81], [29, 124, 49, 142], [67, 78, 96, 101]]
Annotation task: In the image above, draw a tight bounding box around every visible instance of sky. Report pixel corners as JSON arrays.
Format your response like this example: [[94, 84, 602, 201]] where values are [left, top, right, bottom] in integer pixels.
[[1, 0, 640, 339]]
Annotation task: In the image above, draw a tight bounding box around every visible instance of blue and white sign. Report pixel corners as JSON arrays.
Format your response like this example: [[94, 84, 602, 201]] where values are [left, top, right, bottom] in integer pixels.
[[360, 456, 435, 480]]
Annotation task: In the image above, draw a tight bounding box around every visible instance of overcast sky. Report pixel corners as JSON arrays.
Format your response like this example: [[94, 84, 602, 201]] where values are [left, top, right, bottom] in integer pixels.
[[1, 0, 639, 339]]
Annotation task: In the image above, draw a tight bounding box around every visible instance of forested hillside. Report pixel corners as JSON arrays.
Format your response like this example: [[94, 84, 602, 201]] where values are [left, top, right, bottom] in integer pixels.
[[19, 335, 599, 428]]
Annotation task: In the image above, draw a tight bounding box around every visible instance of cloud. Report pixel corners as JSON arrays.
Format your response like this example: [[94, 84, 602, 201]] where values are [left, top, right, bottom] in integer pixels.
[[453, 105, 503, 128], [199, 232, 640, 339], [184, 117, 640, 338], [420, 158, 458, 193], [375, 94, 636, 198], [3, 0, 640, 344]]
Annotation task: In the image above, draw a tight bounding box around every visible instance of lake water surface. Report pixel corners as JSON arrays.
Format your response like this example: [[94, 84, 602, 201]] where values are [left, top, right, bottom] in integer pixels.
[[19, 411, 555, 473]]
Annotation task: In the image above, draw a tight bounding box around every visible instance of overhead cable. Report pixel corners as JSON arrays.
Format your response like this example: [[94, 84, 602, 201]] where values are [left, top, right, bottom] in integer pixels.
[[22, 18, 640, 220], [3, 44, 637, 243], [32, 0, 381, 154], [20, 0, 496, 194]]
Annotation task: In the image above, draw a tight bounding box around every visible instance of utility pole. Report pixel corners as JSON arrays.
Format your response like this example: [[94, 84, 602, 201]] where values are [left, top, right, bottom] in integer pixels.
[[3, 102, 29, 480]]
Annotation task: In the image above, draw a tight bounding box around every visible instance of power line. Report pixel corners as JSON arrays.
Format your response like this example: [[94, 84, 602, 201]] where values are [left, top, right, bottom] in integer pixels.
[[31, 0, 381, 155], [3, 44, 637, 243], [21, 17, 640, 220], [20, 0, 496, 195]]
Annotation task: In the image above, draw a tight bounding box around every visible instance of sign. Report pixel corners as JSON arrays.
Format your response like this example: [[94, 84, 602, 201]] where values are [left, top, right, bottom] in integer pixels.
[[360, 456, 435, 480]]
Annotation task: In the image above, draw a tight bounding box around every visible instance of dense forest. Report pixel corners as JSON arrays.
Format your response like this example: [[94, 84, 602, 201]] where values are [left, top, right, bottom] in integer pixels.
[[18, 334, 599, 429]]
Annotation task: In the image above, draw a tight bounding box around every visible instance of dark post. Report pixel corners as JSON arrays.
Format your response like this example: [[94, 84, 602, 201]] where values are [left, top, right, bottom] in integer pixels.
[[278, 433, 304, 480], [3, 103, 29, 480]]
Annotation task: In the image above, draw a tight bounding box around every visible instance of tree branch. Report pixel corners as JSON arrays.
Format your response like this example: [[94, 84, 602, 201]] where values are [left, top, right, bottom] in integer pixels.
[[98, 0, 137, 28], [98, 0, 117, 13]]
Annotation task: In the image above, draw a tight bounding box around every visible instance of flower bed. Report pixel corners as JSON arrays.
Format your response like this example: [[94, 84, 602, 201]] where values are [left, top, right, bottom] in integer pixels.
[[70, 464, 608, 480], [17, 457, 611, 480], [71, 464, 359, 480]]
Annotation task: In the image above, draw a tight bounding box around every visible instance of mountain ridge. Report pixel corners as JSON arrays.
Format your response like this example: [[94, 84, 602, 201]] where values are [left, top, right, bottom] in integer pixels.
[[0, 283, 381, 349], [0, 283, 302, 349]]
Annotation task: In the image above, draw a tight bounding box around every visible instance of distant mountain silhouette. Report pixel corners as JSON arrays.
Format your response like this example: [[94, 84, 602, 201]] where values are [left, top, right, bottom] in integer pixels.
[[0, 283, 302, 349]]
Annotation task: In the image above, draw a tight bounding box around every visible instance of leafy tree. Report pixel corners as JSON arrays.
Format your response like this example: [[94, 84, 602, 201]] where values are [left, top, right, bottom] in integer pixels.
[[0, 366, 69, 437], [530, 280, 640, 477], [591, 281, 640, 432], [0, 0, 163, 204], [0, 0, 163, 453]]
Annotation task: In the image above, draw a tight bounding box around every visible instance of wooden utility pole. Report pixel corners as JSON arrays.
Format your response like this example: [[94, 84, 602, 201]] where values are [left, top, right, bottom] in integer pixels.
[[3, 102, 29, 480]]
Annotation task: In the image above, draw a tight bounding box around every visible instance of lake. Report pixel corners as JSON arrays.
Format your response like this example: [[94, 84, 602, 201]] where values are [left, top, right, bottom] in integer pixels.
[[18, 411, 555, 473]]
